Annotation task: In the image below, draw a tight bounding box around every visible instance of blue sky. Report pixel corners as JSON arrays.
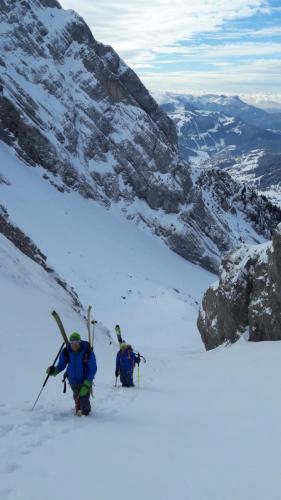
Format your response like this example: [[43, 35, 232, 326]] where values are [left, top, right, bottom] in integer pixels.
[[61, 0, 281, 101]]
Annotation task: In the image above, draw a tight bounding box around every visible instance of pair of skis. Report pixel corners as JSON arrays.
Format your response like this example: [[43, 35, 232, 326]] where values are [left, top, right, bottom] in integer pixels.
[[114, 324, 146, 363], [52, 306, 96, 350], [52, 307, 96, 397], [32, 308, 96, 411], [114, 324, 146, 387]]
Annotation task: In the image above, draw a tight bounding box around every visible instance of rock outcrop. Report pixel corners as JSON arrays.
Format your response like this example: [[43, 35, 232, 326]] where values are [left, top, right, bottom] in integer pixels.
[[198, 224, 281, 349]]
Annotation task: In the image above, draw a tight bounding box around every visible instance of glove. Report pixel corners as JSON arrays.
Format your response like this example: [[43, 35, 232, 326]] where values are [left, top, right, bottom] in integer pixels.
[[135, 354, 141, 365], [46, 366, 58, 376], [79, 380, 92, 397], [115, 369, 119, 378]]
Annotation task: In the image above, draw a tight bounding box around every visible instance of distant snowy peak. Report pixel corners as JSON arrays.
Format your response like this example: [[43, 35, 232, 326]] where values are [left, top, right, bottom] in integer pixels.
[[156, 92, 281, 129], [156, 92, 281, 171], [0, 0, 281, 273], [156, 93, 243, 108]]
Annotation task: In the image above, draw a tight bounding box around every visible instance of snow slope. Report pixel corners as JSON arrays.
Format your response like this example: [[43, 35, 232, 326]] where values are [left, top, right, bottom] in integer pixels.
[[2, 228, 281, 499], [222, 150, 281, 208], [0, 142, 212, 347], [2, 143, 281, 500]]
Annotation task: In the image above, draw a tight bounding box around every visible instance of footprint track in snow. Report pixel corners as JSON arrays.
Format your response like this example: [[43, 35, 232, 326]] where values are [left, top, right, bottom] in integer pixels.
[[0, 464, 20, 475], [0, 425, 13, 439], [0, 488, 14, 500]]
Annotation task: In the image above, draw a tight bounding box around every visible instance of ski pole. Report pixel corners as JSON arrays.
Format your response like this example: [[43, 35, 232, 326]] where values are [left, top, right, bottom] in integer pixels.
[[115, 376, 118, 387], [32, 342, 64, 411], [137, 364, 140, 386]]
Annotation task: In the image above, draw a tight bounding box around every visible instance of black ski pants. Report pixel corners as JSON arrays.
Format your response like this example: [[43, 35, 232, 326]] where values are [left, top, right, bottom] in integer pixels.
[[70, 384, 91, 415], [120, 369, 134, 387]]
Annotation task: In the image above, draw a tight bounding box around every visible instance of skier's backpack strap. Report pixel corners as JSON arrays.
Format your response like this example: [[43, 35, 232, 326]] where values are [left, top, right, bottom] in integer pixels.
[[62, 347, 69, 393], [63, 342, 90, 366], [82, 341, 92, 374]]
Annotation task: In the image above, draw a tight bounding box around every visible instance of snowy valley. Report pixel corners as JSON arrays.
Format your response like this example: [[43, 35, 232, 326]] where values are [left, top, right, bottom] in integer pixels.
[[2, 142, 281, 500], [1, 1, 281, 500], [157, 93, 281, 205]]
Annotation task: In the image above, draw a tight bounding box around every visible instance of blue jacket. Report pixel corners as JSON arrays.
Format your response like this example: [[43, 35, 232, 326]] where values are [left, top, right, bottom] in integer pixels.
[[116, 348, 138, 373], [56, 341, 97, 385]]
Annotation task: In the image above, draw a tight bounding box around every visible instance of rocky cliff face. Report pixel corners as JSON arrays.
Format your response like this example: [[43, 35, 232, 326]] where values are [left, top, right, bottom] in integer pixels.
[[1, 0, 281, 273], [198, 224, 281, 349]]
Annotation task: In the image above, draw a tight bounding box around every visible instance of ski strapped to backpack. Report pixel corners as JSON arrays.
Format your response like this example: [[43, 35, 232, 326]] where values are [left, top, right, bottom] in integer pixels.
[[52, 310, 69, 346], [87, 305, 97, 351], [114, 324, 146, 362], [115, 324, 123, 344], [87, 306, 97, 397], [114, 323, 146, 387], [87, 305, 92, 348], [52, 310, 93, 394], [115, 324, 146, 363], [52, 310, 70, 393]]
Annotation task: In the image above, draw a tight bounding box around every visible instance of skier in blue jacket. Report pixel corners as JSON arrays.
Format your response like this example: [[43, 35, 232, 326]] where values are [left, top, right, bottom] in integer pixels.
[[115, 343, 139, 387], [47, 332, 97, 416]]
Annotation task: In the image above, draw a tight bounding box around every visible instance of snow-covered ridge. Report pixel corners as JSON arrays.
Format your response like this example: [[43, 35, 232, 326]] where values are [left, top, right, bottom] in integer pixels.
[[0, 0, 281, 272], [155, 92, 281, 130]]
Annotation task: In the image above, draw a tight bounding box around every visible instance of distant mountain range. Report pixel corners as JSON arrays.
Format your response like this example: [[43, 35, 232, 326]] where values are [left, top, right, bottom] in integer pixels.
[[155, 93, 281, 205]]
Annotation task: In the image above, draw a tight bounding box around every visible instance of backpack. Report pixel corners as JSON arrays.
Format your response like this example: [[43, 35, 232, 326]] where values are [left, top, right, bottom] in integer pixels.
[[62, 341, 92, 392], [63, 341, 92, 366]]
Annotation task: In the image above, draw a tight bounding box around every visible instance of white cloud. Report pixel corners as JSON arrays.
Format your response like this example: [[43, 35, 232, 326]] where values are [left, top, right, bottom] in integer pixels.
[[60, 0, 269, 64], [253, 26, 281, 36], [59, 0, 280, 95], [193, 42, 281, 58], [139, 59, 281, 94], [124, 41, 281, 75], [241, 93, 281, 108]]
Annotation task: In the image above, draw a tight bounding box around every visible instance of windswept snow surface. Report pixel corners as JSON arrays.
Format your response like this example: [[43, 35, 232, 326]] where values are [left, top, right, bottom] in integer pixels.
[[1, 144, 281, 499]]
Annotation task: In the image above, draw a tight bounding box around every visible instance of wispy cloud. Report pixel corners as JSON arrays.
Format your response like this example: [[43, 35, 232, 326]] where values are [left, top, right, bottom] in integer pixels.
[[60, 0, 281, 95], [253, 26, 281, 36], [140, 59, 281, 94], [61, 0, 269, 58]]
